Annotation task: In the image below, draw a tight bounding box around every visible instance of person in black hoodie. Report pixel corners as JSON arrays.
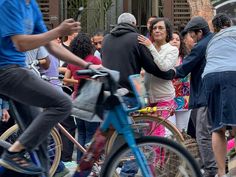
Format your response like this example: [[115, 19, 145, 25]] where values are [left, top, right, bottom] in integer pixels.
[[101, 13, 175, 93], [101, 13, 176, 176]]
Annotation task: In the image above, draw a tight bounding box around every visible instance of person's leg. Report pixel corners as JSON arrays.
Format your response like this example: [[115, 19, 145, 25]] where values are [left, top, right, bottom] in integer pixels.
[[0, 67, 72, 151], [165, 114, 176, 137], [76, 119, 86, 162], [60, 116, 76, 162], [195, 106, 217, 176], [15, 104, 50, 176], [84, 122, 99, 145], [187, 109, 197, 138], [175, 110, 191, 132], [212, 129, 226, 177]]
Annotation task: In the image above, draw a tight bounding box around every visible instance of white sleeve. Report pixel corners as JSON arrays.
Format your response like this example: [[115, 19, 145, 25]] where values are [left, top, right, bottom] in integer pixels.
[[147, 44, 179, 71], [37, 46, 49, 60]]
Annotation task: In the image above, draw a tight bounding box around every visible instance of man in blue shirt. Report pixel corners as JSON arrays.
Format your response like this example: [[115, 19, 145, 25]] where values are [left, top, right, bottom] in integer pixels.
[[175, 16, 217, 177], [0, 0, 99, 175]]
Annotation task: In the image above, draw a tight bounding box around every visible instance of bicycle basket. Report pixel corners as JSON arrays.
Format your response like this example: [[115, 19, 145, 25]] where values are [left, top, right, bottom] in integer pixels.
[[182, 132, 201, 163], [128, 74, 148, 108]]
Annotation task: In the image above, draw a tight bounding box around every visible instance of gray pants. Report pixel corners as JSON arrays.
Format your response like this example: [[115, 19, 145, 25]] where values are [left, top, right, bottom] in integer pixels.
[[0, 66, 72, 150], [191, 106, 217, 176]]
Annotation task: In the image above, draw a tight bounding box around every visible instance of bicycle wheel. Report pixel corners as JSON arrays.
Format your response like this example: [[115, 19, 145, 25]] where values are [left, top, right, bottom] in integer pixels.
[[106, 115, 184, 154], [102, 136, 202, 177], [0, 124, 62, 176]]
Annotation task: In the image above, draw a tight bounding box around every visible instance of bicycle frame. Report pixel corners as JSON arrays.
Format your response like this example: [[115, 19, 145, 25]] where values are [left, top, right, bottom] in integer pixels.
[[99, 95, 153, 176]]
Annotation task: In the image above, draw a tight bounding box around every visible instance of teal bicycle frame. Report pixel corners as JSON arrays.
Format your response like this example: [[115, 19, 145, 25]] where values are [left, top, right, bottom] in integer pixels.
[[100, 97, 153, 177], [78, 69, 153, 177]]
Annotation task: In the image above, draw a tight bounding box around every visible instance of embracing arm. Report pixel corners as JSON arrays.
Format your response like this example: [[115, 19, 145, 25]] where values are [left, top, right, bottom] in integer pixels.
[[175, 44, 206, 78], [139, 44, 175, 80]]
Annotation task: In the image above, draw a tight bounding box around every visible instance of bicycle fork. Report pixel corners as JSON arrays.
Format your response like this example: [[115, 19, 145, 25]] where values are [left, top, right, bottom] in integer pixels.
[[101, 103, 154, 177], [123, 129, 154, 177]]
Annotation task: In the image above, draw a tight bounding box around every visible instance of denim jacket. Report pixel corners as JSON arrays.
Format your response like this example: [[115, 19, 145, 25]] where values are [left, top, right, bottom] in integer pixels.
[[203, 26, 236, 77], [175, 32, 214, 109], [0, 98, 9, 117]]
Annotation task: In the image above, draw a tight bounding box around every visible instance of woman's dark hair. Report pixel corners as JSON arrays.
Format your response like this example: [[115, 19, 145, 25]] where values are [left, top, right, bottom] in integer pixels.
[[212, 13, 232, 33], [149, 18, 173, 42], [69, 33, 93, 59], [172, 31, 186, 57]]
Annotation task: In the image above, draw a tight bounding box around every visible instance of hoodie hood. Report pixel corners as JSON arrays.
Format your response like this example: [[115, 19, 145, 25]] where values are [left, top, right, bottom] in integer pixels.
[[111, 23, 138, 37]]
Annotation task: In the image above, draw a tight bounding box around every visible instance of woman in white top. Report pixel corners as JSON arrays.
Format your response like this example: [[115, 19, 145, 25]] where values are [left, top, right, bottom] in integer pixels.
[[138, 18, 179, 134]]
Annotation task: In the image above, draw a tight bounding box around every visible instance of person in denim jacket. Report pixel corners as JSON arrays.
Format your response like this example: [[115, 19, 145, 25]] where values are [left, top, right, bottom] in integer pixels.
[[0, 98, 10, 122], [203, 13, 234, 177]]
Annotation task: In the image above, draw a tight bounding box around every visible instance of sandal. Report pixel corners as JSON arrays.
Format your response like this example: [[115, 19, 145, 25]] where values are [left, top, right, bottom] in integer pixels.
[[0, 149, 43, 175]]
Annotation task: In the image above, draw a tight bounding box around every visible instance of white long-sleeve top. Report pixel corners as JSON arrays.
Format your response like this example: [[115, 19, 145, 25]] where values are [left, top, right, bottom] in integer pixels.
[[147, 43, 179, 71], [145, 43, 179, 103]]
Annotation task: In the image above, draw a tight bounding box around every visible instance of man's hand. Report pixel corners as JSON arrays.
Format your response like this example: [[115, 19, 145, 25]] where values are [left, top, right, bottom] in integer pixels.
[[58, 19, 81, 37]]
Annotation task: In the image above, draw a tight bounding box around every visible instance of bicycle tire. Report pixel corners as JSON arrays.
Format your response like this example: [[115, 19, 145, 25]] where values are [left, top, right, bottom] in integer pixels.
[[101, 136, 202, 177], [105, 115, 184, 154], [0, 124, 62, 177]]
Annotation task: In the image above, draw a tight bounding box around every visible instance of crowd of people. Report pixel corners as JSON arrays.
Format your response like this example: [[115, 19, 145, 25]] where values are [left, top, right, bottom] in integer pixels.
[[0, 1, 236, 177]]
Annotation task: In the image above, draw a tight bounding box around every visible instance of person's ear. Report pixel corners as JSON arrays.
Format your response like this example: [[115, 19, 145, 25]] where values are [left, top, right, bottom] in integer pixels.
[[198, 30, 203, 36], [132, 22, 136, 26]]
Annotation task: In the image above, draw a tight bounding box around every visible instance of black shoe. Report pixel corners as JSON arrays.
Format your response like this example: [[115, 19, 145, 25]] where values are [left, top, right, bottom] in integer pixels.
[[0, 150, 43, 175]]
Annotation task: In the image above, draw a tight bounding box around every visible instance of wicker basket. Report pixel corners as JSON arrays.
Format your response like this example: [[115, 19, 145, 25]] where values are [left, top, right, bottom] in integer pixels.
[[182, 132, 201, 165]]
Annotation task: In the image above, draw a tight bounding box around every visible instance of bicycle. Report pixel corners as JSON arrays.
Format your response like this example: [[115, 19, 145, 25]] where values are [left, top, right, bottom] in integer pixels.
[[0, 97, 184, 177], [72, 69, 201, 177], [0, 69, 200, 177]]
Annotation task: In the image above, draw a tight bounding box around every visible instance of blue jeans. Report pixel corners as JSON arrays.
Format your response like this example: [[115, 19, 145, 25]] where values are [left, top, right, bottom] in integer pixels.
[[76, 119, 99, 162], [120, 159, 138, 177], [120, 96, 139, 176]]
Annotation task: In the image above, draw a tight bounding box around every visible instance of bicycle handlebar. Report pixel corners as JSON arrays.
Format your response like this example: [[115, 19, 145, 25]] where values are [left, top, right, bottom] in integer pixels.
[[76, 68, 108, 78], [76, 69, 95, 76]]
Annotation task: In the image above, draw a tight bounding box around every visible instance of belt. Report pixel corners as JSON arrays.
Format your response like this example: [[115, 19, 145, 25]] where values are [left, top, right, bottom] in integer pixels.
[[0, 64, 20, 71]]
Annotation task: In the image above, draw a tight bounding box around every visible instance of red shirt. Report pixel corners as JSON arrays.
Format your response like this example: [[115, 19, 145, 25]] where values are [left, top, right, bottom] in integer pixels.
[[67, 55, 102, 98]]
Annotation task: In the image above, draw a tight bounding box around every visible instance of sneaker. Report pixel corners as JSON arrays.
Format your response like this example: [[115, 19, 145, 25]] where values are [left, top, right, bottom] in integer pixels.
[[0, 150, 43, 175], [53, 167, 70, 177], [78, 129, 107, 171], [63, 161, 77, 169]]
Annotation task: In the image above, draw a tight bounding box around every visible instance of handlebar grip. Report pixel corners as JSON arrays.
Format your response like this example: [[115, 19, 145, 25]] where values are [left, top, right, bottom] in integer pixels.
[[76, 69, 95, 76]]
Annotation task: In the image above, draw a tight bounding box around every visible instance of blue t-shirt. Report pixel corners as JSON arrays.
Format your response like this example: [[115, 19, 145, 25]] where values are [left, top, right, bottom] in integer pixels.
[[0, 0, 47, 67]]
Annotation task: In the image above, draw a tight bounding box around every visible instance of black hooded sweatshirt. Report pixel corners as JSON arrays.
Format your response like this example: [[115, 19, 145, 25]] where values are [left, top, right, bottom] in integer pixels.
[[101, 23, 175, 91]]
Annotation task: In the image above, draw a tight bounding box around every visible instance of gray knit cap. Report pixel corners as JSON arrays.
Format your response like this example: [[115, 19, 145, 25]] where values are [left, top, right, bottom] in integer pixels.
[[117, 13, 137, 25]]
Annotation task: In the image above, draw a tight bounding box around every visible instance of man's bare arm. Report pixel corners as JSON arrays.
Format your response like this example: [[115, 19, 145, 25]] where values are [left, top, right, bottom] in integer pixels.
[[11, 19, 80, 52], [45, 41, 89, 69]]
